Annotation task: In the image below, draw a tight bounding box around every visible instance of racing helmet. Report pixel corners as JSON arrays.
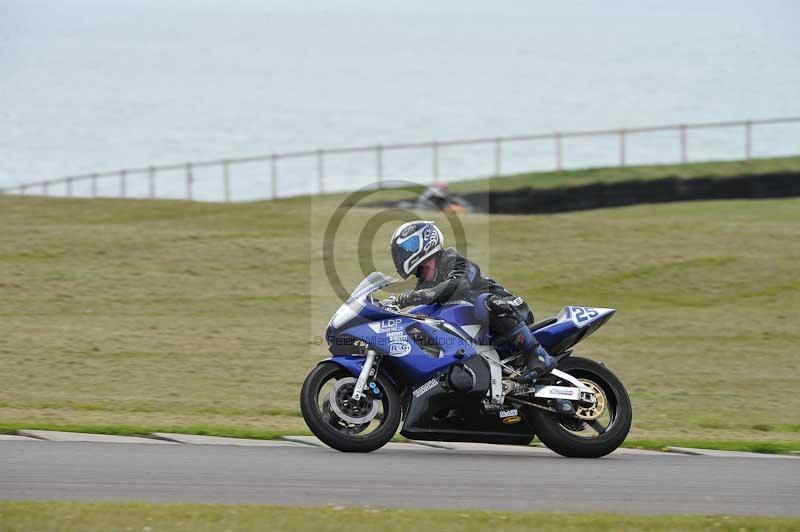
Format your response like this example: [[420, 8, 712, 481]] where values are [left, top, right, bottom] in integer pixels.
[[390, 220, 444, 278]]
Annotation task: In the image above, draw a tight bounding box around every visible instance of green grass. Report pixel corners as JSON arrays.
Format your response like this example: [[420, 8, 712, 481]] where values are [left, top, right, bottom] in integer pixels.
[[1, 189, 799, 447], [0, 421, 299, 441], [625, 439, 800, 455], [1, 502, 798, 532], [448, 155, 800, 193]]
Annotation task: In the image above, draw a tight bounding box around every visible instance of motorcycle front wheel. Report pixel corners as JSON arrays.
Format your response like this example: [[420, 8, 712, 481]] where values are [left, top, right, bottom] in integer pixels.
[[300, 362, 401, 452], [524, 356, 632, 458]]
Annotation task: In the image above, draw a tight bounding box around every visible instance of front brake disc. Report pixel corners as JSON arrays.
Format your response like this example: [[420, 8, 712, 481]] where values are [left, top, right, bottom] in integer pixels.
[[327, 377, 379, 425]]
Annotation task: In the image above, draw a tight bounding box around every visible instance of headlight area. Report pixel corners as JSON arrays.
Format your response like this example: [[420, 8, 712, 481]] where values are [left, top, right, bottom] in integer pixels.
[[327, 335, 368, 355], [329, 299, 364, 329]]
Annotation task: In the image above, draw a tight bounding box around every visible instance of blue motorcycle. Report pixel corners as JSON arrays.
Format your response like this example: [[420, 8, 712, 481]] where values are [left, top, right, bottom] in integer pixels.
[[301, 272, 632, 457]]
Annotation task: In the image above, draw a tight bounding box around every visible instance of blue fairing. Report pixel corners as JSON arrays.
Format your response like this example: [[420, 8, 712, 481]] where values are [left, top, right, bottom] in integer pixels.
[[533, 320, 577, 347], [411, 303, 489, 340], [413, 302, 593, 352], [323, 355, 399, 390], [324, 272, 614, 390], [533, 306, 617, 352], [327, 298, 481, 388]]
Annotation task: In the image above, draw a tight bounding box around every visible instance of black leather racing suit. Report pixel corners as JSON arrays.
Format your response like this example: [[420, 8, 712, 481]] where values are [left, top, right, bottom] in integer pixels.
[[398, 247, 535, 353]]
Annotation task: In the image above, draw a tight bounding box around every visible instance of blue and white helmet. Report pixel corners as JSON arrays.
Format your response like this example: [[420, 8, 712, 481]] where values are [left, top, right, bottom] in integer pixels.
[[390, 220, 444, 278]]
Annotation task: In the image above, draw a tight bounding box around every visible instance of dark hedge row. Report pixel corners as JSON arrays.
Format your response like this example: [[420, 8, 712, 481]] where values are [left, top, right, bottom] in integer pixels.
[[461, 172, 800, 214]]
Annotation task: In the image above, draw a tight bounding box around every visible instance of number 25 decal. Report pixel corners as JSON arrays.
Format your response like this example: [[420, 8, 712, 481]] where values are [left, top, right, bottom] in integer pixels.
[[573, 307, 599, 322]]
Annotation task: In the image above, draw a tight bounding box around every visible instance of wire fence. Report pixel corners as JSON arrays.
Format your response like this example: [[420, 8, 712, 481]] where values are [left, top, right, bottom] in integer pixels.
[[2, 116, 798, 202]]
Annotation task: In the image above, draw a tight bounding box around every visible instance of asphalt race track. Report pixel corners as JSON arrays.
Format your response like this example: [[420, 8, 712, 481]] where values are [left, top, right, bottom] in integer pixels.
[[2, 440, 798, 515]]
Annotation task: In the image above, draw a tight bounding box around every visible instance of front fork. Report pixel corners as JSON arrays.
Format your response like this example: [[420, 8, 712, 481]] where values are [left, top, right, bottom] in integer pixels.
[[351, 349, 378, 400]]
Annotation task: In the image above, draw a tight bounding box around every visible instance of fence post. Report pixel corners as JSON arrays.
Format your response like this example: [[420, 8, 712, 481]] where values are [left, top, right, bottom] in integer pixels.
[[120, 170, 127, 198], [554, 133, 563, 171], [745, 120, 752, 161], [21, 185, 27, 195], [619, 129, 627, 167], [223, 161, 231, 202], [43, 181, 49, 196], [375, 144, 384, 189], [186, 163, 194, 200], [432, 141, 439, 181], [679, 125, 688, 163], [270, 154, 278, 199], [66, 178, 73, 197], [494, 138, 502, 176], [317, 149, 325, 194], [148, 167, 156, 199], [91, 174, 98, 198]]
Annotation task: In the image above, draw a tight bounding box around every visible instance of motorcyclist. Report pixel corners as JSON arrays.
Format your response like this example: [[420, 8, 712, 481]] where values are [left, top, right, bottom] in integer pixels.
[[388, 220, 554, 383], [416, 183, 471, 214]]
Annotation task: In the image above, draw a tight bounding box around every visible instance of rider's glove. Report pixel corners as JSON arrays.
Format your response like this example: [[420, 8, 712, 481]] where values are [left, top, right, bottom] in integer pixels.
[[396, 290, 416, 308], [381, 295, 399, 308], [396, 289, 435, 308]]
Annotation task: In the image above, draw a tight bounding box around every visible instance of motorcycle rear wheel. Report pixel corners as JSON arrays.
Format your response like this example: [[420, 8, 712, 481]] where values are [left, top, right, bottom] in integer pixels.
[[525, 357, 632, 458], [300, 362, 401, 452]]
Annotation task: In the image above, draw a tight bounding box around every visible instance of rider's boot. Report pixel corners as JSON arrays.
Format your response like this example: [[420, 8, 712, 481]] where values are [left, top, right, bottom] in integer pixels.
[[516, 344, 555, 384], [508, 323, 555, 384]]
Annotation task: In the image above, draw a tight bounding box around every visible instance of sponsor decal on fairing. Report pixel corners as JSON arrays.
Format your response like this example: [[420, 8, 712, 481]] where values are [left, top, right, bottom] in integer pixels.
[[412, 378, 439, 398]]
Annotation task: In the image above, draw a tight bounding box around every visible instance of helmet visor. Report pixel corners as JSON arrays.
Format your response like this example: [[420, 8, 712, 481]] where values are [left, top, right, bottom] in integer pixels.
[[398, 235, 420, 252]]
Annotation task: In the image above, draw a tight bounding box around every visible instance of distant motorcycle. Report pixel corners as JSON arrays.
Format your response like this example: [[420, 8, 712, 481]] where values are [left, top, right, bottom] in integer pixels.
[[301, 272, 632, 457], [397, 183, 473, 214]]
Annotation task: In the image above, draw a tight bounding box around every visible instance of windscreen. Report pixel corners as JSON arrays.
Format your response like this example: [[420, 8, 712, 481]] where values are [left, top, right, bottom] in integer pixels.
[[348, 272, 398, 302], [330, 272, 399, 329]]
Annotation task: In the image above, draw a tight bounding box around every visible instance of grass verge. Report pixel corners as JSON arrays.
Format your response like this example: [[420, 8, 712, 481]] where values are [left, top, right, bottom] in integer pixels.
[[1, 190, 799, 446], [1, 502, 798, 532], [623, 439, 799, 455], [0, 422, 302, 441]]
